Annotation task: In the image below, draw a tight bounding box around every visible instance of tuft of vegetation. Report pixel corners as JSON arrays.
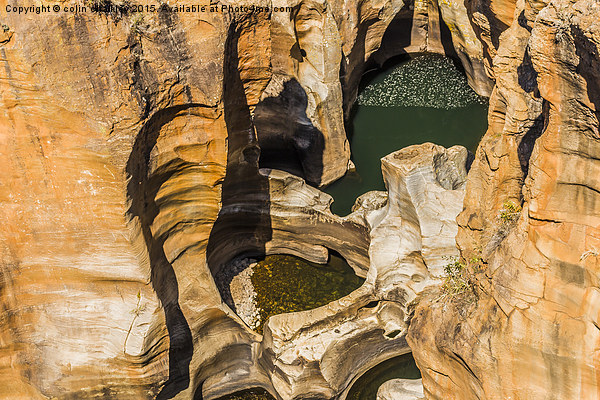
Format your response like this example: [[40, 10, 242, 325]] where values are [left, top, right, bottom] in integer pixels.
[[439, 252, 486, 304], [440, 260, 471, 298], [498, 200, 522, 224], [1, 24, 9, 33]]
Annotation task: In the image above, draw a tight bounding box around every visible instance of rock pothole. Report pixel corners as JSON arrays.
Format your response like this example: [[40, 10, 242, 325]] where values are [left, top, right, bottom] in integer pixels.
[[214, 254, 365, 334]]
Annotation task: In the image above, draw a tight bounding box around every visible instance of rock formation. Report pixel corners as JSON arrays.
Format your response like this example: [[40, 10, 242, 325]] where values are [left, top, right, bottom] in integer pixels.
[[259, 144, 468, 399], [1, 0, 598, 398], [377, 379, 425, 400], [0, 0, 474, 397], [407, 0, 600, 399]]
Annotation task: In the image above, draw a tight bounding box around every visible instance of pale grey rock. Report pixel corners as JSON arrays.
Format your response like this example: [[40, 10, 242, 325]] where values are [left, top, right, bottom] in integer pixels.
[[377, 378, 425, 400], [352, 191, 389, 213], [253, 143, 468, 399]]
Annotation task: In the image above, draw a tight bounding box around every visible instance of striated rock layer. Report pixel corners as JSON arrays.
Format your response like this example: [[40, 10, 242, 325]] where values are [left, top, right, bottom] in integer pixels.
[[408, 0, 600, 399], [0, 0, 486, 398], [6, 0, 598, 397]]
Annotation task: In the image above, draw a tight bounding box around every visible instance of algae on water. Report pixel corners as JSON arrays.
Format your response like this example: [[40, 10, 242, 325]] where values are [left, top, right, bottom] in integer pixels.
[[251, 254, 364, 334], [358, 54, 486, 109]]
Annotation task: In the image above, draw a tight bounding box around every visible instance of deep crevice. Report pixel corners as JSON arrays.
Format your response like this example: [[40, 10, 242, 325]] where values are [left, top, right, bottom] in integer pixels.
[[126, 105, 200, 399]]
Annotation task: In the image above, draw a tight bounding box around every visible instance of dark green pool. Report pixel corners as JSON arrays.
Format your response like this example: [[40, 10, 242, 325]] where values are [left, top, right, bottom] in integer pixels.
[[325, 53, 488, 215], [215, 388, 275, 400], [251, 254, 364, 334], [346, 353, 422, 400]]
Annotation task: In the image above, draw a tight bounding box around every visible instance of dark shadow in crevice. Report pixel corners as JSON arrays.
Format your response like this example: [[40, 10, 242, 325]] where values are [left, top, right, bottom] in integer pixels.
[[518, 99, 548, 176], [463, 0, 509, 49], [463, 0, 510, 70], [517, 10, 532, 32], [254, 78, 326, 186], [126, 105, 196, 399], [206, 21, 272, 315], [572, 26, 600, 127], [210, 387, 276, 400], [438, 6, 460, 63], [371, 1, 416, 66], [212, 254, 265, 315], [517, 47, 539, 95], [466, 151, 476, 172], [340, 1, 416, 119], [340, 16, 381, 119], [345, 353, 421, 400]]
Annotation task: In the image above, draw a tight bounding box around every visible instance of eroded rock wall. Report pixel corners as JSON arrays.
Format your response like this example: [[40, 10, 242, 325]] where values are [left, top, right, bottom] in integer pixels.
[[0, 0, 419, 398], [408, 0, 600, 399], [6, 0, 596, 397]]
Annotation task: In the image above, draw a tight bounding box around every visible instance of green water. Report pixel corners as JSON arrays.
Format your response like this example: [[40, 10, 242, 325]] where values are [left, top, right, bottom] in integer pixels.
[[215, 388, 275, 400], [215, 355, 420, 400], [325, 54, 488, 215], [251, 254, 364, 334], [346, 353, 422, 400]]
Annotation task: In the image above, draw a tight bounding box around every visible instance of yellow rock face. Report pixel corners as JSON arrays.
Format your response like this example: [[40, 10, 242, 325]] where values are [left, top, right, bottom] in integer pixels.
[[0, 1, 412, 397], [408, 0, 600, 399], [5, 0, 596, 398]]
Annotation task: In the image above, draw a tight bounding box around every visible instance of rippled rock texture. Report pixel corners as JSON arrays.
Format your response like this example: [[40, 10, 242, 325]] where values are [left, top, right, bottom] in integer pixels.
[[260, 144, 468, 399], [0, 1, 375, 397], [407, 0, 600, 399], [0, 0, 483, 398], [2, 0, 598, 398]]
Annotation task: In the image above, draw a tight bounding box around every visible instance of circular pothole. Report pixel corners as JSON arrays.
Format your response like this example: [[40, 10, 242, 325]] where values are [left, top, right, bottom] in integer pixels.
[[215, 253, 365, 334]]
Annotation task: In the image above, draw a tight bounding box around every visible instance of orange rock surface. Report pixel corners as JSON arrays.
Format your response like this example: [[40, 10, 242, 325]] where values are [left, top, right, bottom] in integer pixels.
[[408, 0, 600, 398]]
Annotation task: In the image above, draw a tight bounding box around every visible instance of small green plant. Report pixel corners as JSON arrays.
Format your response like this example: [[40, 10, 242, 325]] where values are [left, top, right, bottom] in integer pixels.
[[441, 260, 471, 298], [1, 24, 9, 33], [123, 290, 146, 354], [439, 251, 486, 303], [130, 12, 144, 34], [498, 200, 522, 224], [469, 254, 486, 272]]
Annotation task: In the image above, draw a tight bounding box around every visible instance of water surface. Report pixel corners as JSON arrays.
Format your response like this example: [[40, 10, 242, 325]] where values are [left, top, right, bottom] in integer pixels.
[[345, 353, 422, 400], [215, 388, 275, 400], [251, 253, 364, 334], [325, 54, 488, 215]]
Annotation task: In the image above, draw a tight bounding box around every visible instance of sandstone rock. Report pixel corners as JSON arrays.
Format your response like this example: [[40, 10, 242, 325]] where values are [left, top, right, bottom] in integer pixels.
[[408, 0, 600, 399], [377, 378, 425, 400], [1, 0, 594, 396], [0, 1, 411, 396], [352, 191, 389, 213], [258, 144, 467, 399]]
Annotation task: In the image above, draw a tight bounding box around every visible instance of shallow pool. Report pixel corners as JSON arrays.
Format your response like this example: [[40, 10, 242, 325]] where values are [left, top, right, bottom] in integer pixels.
[[214, 388, 275, 400], [251, 253, 364, 334]]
